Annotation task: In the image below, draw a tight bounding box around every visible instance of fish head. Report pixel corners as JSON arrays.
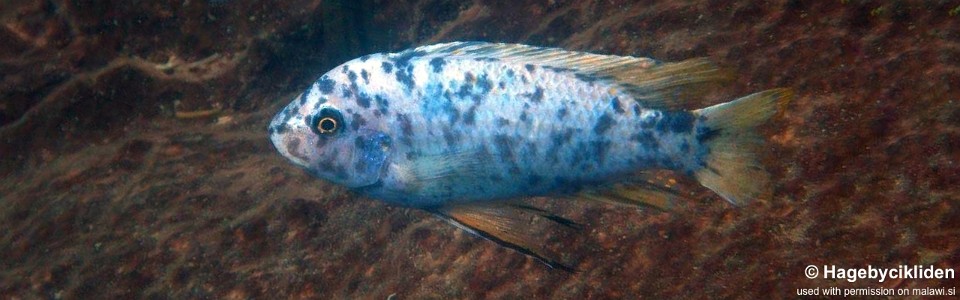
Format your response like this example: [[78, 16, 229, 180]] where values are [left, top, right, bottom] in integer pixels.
[[269, 83, 392, 189]]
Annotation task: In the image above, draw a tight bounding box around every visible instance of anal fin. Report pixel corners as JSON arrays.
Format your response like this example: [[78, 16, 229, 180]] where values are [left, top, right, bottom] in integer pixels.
[[577, 170, 699, 210], [431, 203, 578, 272]]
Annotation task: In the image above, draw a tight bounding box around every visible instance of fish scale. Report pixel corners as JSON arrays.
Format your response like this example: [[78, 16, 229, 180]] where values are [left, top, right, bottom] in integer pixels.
[[349, 52, 693, 206], [269, 41, 792, 270]]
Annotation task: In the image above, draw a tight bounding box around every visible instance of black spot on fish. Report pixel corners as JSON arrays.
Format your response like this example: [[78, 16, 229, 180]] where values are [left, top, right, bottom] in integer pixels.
[[356, 93, 372, 109], [525, 64, 535, 72], [551, 129, 573, 147], [396, 114, 413, 145], [361, 69, 370, 84], [526, 87, 544, 103], [381, 62, 394, 74], [471, 95, 485, 106], [348, 71, 358, 84], [592, 140, 610, 164], [341, 66, 349, 74], [393, 50, 425, 68], [506, 69, 515, 78], [375, 95, 390, 114], [463, 106, 477, 125], [279, 108, 295, 125], [442, 128, 459, 147], [656, 111, 695, 133], [498, 81, 505, 89], [445, 102, 460, 125], [269, 124, 287, 135], [429, 57, 446, 73], [317, 77, 336, 94], [631, 131, 659, 150], [341, 87, 353, 98], [360, 54, 372, 62], [493, 134, 514, 160], [519, 111, 528, 123], [570, 142, 591, 168], [353, 137, 370, 170], [465, 72, 475, 83], [611, 97, 624, 114], [298, 92, 308, 106], [395, 65, 416, 91], [633, 104, 642, 115], [397, 114, 413, 136], [313, 97, 328, 110], [593, 113, 615, 134], [521, 75, 529, 84], [495, 117, 510, 127], [477, 74, 493, 94], [640, 116, 656, 129], [456, 81, 474, 98], [556, 107, 568, 120], [351, 113, 365, 130]]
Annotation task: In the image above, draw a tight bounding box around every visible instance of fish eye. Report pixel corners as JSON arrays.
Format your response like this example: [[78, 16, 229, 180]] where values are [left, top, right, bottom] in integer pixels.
[[318, 117, 337, 133], [310, 108, 343, 135]]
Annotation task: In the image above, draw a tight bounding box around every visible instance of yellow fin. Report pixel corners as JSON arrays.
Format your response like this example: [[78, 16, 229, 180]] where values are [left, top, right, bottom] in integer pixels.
[[433, 203, 578, 271], [692, 88, 793, 205], [577, 170, 696, 210], [415, 42, 730, 110]]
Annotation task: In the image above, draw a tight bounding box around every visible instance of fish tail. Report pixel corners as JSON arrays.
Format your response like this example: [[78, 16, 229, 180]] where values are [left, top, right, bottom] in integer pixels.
[[691, 88, 793, 206]]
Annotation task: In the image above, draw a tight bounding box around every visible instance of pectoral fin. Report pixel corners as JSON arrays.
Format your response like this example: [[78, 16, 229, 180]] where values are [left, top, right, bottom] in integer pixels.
[[391, 149, 492, 196], [430, 203, 579, 272]]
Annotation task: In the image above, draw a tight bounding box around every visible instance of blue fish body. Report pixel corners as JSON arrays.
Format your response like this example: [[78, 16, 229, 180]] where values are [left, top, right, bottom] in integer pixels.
[[269, 42, 791, 269]]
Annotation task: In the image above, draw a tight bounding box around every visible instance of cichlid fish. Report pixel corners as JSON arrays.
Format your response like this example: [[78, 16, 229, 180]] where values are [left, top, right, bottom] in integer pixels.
[[269, 42, 791, 270]]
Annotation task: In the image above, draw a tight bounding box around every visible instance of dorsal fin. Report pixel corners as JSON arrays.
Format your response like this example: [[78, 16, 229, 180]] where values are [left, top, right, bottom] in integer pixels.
[[412, 42, 731, 110]]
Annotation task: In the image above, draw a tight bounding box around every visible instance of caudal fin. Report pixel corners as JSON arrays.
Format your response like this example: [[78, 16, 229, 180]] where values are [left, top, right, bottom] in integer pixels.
[[692, 88, 792, 206]]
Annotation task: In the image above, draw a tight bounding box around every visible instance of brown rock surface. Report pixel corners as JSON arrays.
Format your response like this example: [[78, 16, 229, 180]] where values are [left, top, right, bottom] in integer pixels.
[[1, 0, 957, 298]]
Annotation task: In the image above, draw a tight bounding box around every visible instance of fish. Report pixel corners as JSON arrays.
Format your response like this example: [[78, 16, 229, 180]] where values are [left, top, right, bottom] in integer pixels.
[[268, 41, 791, 271]]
